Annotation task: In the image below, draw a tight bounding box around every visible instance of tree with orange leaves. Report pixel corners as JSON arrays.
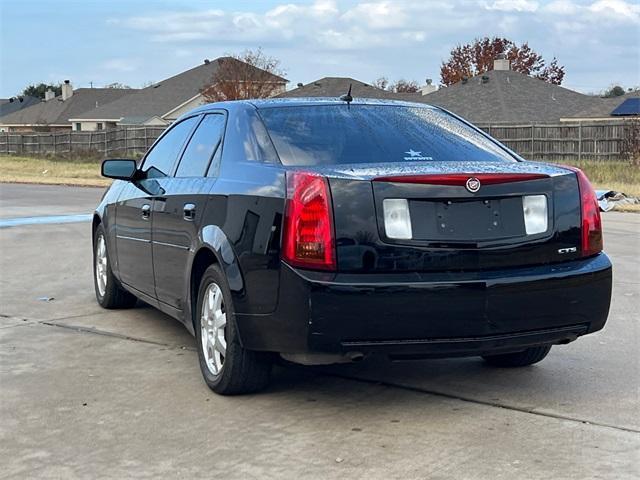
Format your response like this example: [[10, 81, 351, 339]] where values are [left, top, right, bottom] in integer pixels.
[[440, 37, 565, 86]]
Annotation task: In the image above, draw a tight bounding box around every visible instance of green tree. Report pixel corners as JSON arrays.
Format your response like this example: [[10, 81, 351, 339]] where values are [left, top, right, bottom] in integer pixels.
[[21, 83, 62, 99], [603, 85, 625, 98]]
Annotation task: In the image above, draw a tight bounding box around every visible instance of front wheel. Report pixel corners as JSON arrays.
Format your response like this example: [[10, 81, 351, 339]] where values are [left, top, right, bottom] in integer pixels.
[[195, 264, 272, 395], [482, 345, 552, 367]]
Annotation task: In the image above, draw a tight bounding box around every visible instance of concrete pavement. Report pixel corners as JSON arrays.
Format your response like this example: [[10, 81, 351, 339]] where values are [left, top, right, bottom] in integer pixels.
[[0, 183, 638, 479]]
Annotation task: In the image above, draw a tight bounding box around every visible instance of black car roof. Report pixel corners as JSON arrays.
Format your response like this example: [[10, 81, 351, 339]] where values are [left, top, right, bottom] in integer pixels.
[[188, 97, 438, 115]]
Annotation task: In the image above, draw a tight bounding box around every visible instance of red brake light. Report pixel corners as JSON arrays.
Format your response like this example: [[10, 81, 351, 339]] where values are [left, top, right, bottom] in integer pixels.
[[564, 166, 603, 257], [282, 172, 336, 270]]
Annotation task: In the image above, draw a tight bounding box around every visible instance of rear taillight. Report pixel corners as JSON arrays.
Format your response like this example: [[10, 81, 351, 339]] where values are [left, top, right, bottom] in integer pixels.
[[282, 172, 336, 270], [565, 166, 603, 257]]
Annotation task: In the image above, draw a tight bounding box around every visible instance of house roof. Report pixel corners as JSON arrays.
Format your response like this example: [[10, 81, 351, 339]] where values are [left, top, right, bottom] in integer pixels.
[[72, 57, 289, 122], [276, 77, 406, 100], [0, 88, 136, 126], [421, 69, 598, 124], [277, 71, 602, 124], [563, 91, 640, 120], [0, 96, 41, 118]]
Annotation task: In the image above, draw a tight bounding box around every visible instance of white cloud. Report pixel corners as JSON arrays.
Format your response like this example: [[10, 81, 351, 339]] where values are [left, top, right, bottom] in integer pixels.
[[112, 1, 473, 49], [589, 0, 640, 23], [542, 0, 640, 23], [105, 0, 639, 92], [543, 0, 580, 14], [341, 2, 410, 29], [485, 0, 539, 12]]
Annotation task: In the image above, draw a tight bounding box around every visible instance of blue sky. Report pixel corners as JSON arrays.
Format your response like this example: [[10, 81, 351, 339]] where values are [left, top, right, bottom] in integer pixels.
[[1, 0, 638, 97]]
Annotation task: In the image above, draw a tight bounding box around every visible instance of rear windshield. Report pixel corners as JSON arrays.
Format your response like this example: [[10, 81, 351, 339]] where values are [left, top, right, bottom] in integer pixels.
[[258, 105, 516, 166]]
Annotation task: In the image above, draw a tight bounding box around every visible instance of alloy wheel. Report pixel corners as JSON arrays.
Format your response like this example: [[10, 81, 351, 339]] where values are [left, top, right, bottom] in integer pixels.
[[201, 282, 227, 375], [95, 234, 108, 297]]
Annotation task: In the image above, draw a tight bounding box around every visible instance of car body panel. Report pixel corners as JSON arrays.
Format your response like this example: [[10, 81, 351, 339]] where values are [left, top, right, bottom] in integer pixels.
[[152, 176, 212, 308], [92, 98, 612, 360], [114, 181, 155, 296], [235, 253, 612, 356]]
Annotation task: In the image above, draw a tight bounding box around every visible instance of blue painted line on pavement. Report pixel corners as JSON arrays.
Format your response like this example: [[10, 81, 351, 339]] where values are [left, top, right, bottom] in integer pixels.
[[0, 214, 93, 228]]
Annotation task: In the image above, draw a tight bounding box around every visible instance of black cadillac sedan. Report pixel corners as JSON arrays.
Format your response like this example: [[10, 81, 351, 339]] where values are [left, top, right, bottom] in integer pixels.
[[93, 98, 612, 394]]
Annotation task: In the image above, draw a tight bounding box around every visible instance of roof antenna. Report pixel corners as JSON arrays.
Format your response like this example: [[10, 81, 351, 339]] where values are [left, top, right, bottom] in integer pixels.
[[340, 83, 353, 106]]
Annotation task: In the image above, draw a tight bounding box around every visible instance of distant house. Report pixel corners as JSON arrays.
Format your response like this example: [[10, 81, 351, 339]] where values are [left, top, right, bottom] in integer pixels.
[[70, 58, 288, 130], [410, 60, 600, 125], [560, 91, 640, 122], [277, 76, 436, 101], [279, 59, 606, 125], [0, 82, 136, 132], [0, 96, 41, 128]]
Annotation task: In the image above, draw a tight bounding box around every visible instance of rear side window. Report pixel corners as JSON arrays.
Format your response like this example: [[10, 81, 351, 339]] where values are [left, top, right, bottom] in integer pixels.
[[142, 116, 199, 177], [259, 105, 516, 166], [176, 114, 226, 177], [220, 107, 280, 165]]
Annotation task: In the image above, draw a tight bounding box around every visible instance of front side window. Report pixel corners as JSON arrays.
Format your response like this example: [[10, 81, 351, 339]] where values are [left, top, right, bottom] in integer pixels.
[[259, 105, 516, 166], [141, 116, 199, 178], [175, 114, 226, 177]]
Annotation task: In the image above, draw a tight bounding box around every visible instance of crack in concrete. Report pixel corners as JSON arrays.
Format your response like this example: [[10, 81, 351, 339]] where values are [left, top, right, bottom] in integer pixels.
[[28, 317, 640, 435], [40, 320, 196, 351], [324, 372, 640, 435]]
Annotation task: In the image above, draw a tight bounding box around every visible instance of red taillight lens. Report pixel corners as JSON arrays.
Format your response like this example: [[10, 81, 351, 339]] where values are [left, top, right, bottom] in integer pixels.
[[564, 166, 603, 257], [282, 172, 336, 270]]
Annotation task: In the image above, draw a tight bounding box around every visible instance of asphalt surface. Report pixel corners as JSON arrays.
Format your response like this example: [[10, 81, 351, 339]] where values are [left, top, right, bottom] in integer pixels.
[[1, 182, 638, 479]]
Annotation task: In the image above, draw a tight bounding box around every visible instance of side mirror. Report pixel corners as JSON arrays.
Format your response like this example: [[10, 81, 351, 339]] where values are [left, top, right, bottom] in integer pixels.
[[101, 159, 137, 180]]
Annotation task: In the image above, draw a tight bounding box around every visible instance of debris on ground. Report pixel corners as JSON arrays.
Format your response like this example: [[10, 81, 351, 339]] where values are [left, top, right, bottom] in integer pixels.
[[595, 190, 640, 212], [37, 296, 55, 302]]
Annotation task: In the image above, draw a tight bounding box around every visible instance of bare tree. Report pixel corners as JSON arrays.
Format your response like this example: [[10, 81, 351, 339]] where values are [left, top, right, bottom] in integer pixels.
[[372, 77, 419, 93], [104, 82, 131, 89], [622, 119, 640, 166], [201, 49, 286, 102], [392, 79, 420, 93], [372, 77, 390, 90]]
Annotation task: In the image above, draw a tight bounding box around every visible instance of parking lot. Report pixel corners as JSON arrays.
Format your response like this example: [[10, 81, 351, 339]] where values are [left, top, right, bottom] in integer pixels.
[[1, 183, 638, 479]]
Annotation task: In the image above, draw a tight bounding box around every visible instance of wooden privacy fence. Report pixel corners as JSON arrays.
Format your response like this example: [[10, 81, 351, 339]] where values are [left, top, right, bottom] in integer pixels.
[[0, 127, 166, 156], [477, 121, 631, 161], [0, 121, 635, 161]]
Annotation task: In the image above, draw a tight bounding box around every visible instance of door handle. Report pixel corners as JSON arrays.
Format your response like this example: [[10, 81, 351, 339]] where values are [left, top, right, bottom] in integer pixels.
[[141, 204, 151, 220], [183, 203, 196, 221]]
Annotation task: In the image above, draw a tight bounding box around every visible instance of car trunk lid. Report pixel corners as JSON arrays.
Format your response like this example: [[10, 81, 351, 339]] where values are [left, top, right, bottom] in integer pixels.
[[324, 161, 583, 273]]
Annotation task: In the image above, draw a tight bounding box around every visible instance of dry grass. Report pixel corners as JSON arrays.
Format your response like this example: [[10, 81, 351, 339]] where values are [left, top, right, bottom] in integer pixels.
[[541, 159, 640, 197], [1, 155, 639, 200], [613, 204, 640, 213], [0, 155, 109, 187]]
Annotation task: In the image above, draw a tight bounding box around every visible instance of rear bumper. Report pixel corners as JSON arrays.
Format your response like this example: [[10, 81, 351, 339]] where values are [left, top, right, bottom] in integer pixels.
[[235, 253, 612, 357]]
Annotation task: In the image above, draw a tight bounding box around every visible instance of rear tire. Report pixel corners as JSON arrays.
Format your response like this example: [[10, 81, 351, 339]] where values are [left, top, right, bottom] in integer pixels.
[[195, 264, 272, 395], [93, 224, 137, 309], [482, 345, 551, 367]]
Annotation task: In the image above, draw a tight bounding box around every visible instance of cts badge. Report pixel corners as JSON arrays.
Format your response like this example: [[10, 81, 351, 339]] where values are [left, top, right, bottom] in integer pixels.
[[465, 177, 481, 193]]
